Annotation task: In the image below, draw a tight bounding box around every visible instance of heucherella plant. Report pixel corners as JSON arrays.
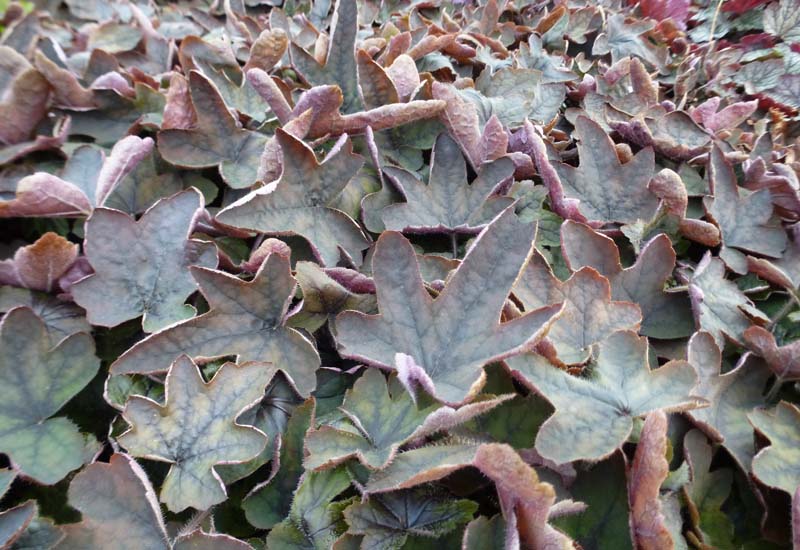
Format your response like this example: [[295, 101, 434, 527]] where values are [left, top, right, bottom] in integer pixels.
[[2, 0, 800, 547]]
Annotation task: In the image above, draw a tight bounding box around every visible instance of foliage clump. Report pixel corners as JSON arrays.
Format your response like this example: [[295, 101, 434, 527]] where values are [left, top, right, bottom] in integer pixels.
[[2, 0, 800, 547]]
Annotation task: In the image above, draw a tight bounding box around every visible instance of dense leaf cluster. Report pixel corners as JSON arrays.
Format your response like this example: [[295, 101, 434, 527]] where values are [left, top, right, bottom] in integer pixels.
[[1, 0, 800, 548]]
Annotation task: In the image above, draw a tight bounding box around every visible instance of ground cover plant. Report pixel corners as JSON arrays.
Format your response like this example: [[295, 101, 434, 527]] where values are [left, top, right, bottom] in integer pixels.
[[2, 0, 800, 547]]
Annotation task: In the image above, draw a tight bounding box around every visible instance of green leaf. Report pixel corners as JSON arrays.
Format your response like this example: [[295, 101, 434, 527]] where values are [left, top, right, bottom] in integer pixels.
[[0, 307, 99, 484], [513, 250, 642, 365], [508, 331, 703, 464], [72, 188, 218, 333], [343, 489, 477, 549], [305, 369, 438, 471], [380, 133, 514, 234], [57, 454, 169, 549], [462, 515, 507, 550], [686, 331, 771, 471], [592, 14, 666, 67], [110, 252, 321, 397], [749, 401, 800, 495], [470, 68, 566, 126], [157, 71, 268, 189], [682, 253, 769, 347], [216, 130, 369, 267], [118, 356, 273, 512], [290, 0, 360, 114], [365, 444, 481, 494], [683, 430, 735, 548], [0, 286, 90, 345], [553, 453, 633, 550], [335, 209, 563, 405], [561, 221, 694, 339], [243, 399, 315, 529], [764, 0, 800, 44], [707, 145, 786, 258], [291, 262, 377, 333], [551, 116, 658, 224], [218, 372, 303, 484], [265, 467, 351, 549]]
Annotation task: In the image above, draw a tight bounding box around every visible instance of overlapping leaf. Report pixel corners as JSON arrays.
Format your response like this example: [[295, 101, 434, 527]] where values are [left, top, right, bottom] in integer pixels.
[[0, 307, 99, 484], [749, 401, 800, 495], [508, 331, 703, 464], [118, 355, 272, 512], [72, 188, 217, 332], [335, 209, 563, 404], [380, 132, 515, 234], [110, 252, 321, 396], [217, 130, 369, 267], [157, 71, 268, 189]]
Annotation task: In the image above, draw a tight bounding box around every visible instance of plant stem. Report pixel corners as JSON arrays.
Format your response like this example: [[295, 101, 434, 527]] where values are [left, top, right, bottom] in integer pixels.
[[450, 232, 458, 259]]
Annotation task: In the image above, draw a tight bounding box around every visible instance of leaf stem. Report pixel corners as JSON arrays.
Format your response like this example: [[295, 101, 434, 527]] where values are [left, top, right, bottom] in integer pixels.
[[450, 232, 458, 259]]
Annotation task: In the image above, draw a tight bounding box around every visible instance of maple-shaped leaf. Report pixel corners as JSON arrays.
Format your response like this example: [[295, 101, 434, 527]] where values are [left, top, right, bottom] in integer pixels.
[[0, 136, 154, 218], [561, 221, 693, 339], [380, 132, 515, 234], [744, 326, 800, 381], [681, 253, 769, 347], [0, 232, 78, 293], [551, 116, 658, 224], [342, 489, 477, 548], [706, 145, 786, 258], [72, 189, 217, 333], [513, 251, 642, 365], [110, 252, 321, 396], [335, 208, 563, 405], [291, 262, 377, 333], [685, 331, 770, 470], [290, 0, 359, 114], [0, 287, 90, 345], [216, 130, 369, 267], [305, 368, 509, 472], [265, 467, 351, 549], [689, 97, 758, 134], [57, 454, 169, 549], [473, 443, 577, 550], [629, 410, 673, 550], [243, 399, 314, 529], [157, 71, 268, 189], [508, 331, 703, 464], [749, 401, 800, 495], [592, 14, 667, 68], [118, 355, 272, 512], [305, 369, 438, 471], [683, 430, 735, 549], [0, 307, 99, 484]]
